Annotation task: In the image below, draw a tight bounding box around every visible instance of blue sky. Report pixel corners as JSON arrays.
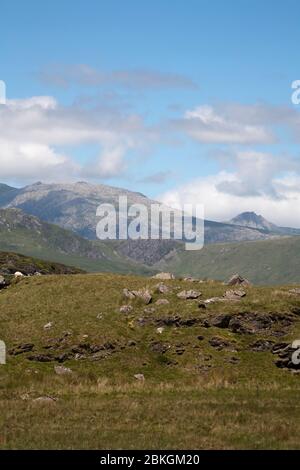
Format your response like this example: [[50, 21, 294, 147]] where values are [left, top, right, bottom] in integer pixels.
[[1, 0, 300, 225]]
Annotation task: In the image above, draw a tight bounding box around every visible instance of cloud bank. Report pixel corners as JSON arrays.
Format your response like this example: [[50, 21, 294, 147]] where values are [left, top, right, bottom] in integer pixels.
[[0, 95, 155, 182], [159, 151, 300, 228]]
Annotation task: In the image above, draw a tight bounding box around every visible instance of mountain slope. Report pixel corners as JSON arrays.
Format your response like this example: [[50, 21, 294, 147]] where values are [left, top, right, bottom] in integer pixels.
[[228, 211, 277, 231], [0, 183, 16, 196], [0, 181, 272, 245], [0, 208, 154, 276], [156, 235, 300, 285], [0, 181, 156, 239]]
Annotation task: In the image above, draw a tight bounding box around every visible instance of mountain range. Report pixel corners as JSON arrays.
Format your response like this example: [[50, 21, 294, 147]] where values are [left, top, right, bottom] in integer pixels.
[[0, 181, 285, 243], [1, 181, 300, 284]]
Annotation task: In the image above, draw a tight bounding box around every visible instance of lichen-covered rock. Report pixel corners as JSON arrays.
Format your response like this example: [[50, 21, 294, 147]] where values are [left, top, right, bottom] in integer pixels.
[[156, 283, 170, 294], [120, 305, 133, 314], [152, 272, 175, 280], [132, 288, 152, 304], [177, 290, 202, 300], [226, 274, 251, 287]]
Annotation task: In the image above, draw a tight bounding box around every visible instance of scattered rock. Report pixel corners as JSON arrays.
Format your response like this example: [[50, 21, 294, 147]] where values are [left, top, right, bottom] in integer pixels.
[[157, 327, 164, 334], [152, 272, 175, 280], [72, 341, 116, 356], [28, 354, 54, 362], [209, 336, 236, 351], [197, 335, 205, 341], [128, 340, 136, 347], [9, 343, 34, 356], [54, 365, 73, 375], [204, 311, 293, 336], [204, 297, 225, 304], [43, 331, 72, 350], [289, 288, 300, 295], [134, 373, 145, 381], [230, 313, 273, 335], [204, 290, 246, 304], [123, 287, 152, 304], [227, 317, 254, 335], [272, 342, 290, 354], [33, 396, 57, 404], [156, 283, 170, 294], [119, 305, 133, 314], [224, 289, 246, 301], [249, 339, 274, 352], [89, 351, 112, 361], [177, 290, 202, 300], [183, 277, 199, 282], [123, 288, 136, 300], [150, 341, 170, 354], [132, 288, 152, 304], [155, 298, 170, 306], [209, 314, 232, 329], [43, 322, 53, 330], [226, 274, 251, 287], [34, 272, 42, 276]]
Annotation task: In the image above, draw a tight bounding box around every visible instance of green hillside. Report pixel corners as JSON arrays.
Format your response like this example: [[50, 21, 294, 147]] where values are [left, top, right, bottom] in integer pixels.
[[1, 273, 300, 448], [0, 251, 84, 277], [0, 208, 154, 276], [156, 236, 300, 285]]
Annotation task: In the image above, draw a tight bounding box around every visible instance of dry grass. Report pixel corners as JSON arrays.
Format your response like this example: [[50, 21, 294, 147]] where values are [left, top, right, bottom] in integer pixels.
[[0, 273, 300, 449]]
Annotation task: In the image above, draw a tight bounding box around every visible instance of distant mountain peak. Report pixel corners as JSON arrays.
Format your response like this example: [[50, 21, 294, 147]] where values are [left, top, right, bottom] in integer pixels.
[[228, 212, 277, 231]]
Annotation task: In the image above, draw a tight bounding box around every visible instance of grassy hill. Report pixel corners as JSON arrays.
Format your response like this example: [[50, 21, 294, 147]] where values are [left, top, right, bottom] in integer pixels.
[[1, 272, 300, 448], [0, 208, 154, 276], [0, 251, 84, 277], [156, 236, 300, 285]]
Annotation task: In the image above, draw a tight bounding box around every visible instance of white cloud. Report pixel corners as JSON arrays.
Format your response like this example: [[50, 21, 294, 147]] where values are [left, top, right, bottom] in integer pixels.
[[158, 151, 300, 228], [175, 104, 275, 144], [0, 139, 78, 181], [7, 96, 57, 110], [0, 95, 154, 183], [81, 145, 127, 179], [215, 150, 300, 198]]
